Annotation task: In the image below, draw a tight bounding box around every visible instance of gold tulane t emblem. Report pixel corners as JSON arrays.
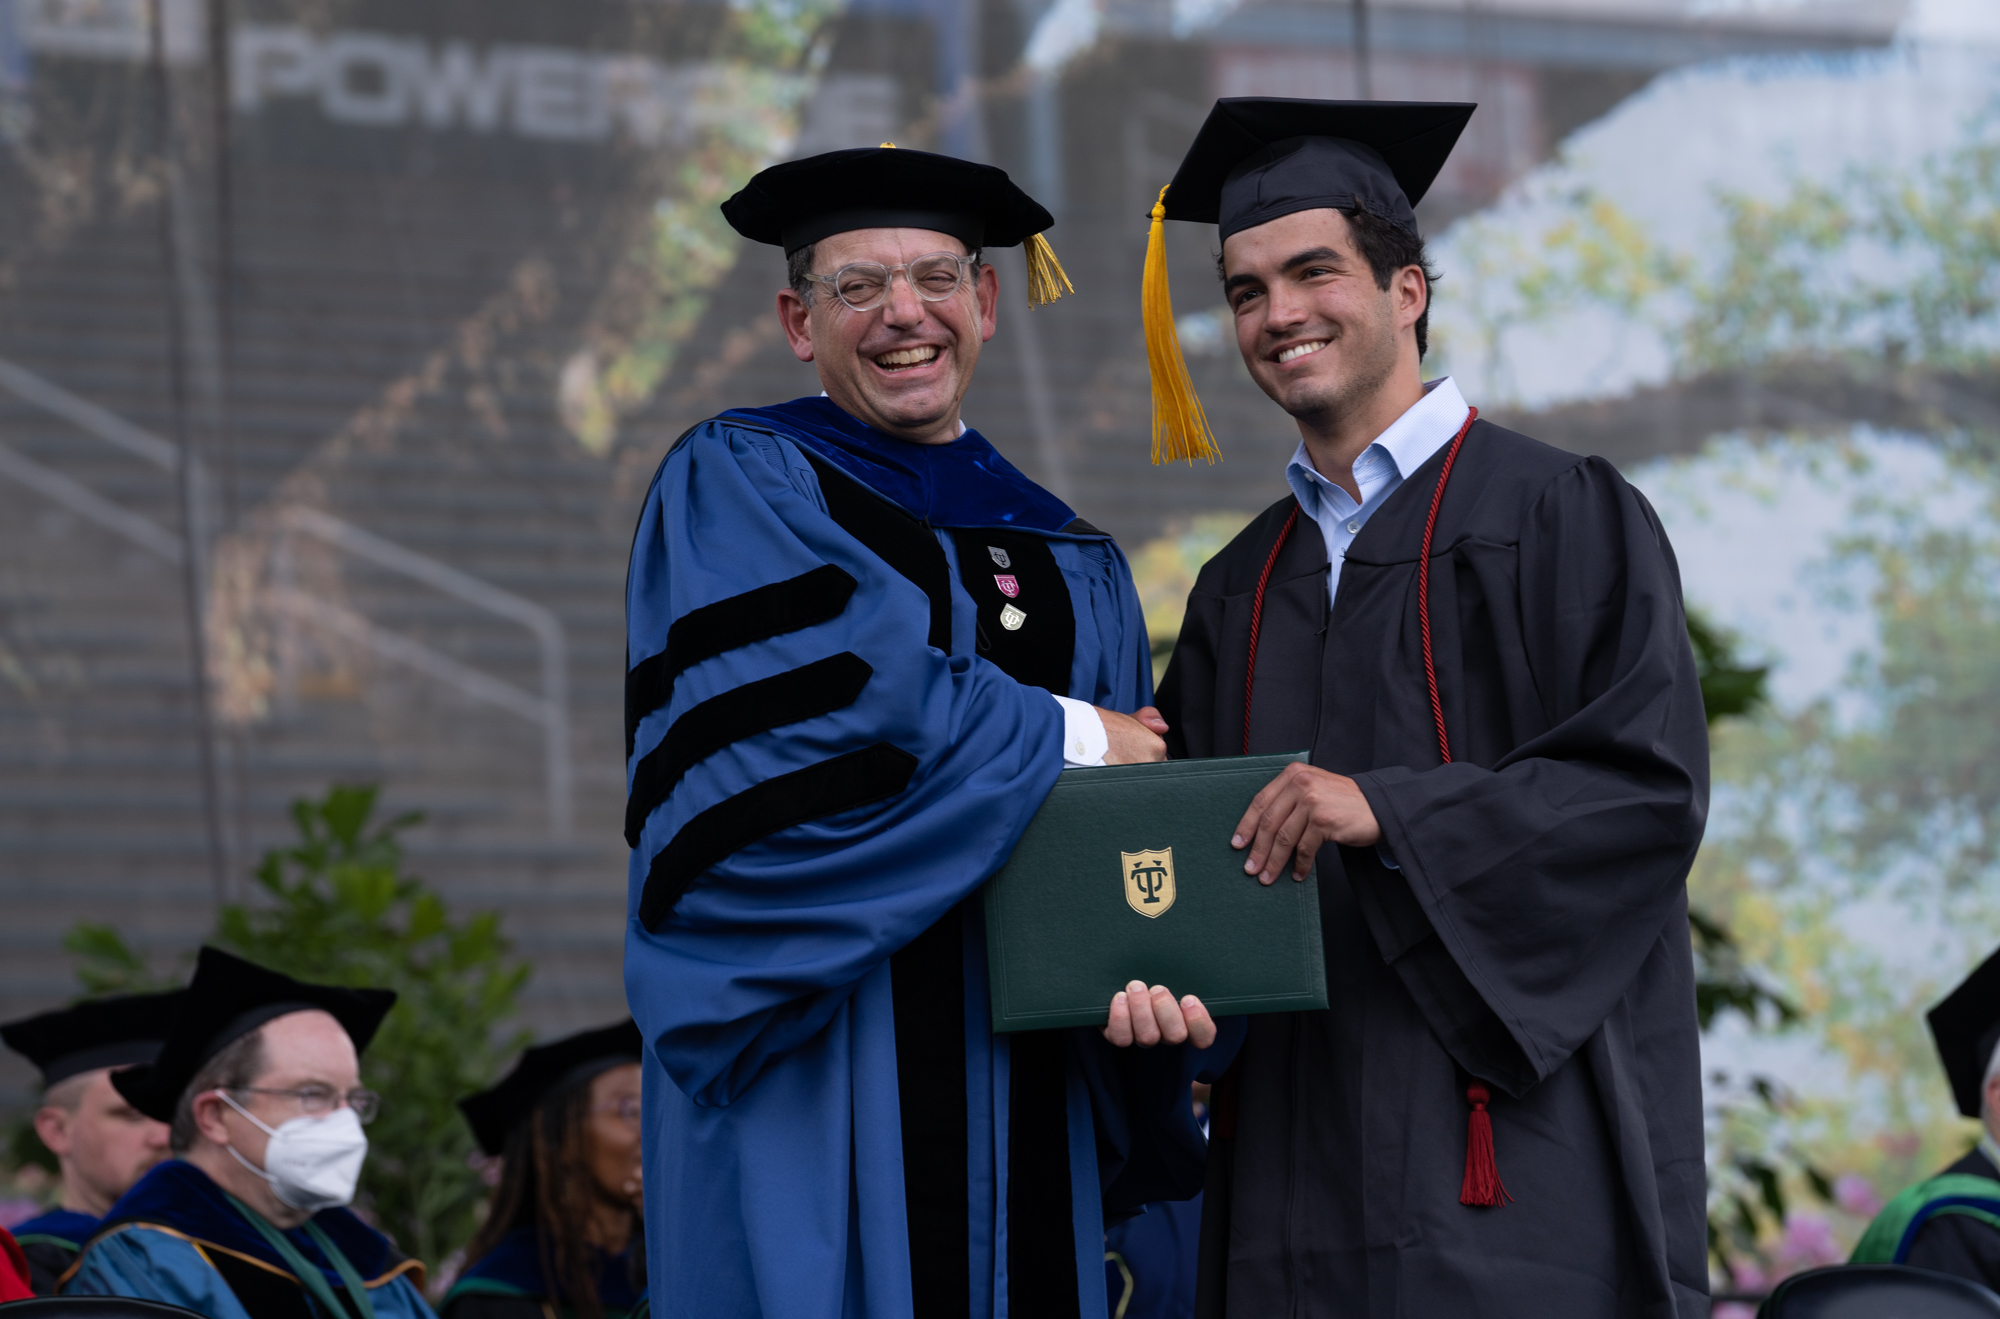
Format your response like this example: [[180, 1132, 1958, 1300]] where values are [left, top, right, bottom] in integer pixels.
[[1122, 848, 1176, 918]]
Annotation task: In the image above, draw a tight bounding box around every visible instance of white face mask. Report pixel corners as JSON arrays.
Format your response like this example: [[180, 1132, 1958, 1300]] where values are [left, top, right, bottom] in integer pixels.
[[218, 1091, 369, 1213]]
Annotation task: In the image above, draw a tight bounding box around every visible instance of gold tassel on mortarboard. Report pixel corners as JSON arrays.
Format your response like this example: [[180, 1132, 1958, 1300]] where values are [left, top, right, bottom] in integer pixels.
[[1024, 232, 1074, 307], [1142, 185, 1220, 465]]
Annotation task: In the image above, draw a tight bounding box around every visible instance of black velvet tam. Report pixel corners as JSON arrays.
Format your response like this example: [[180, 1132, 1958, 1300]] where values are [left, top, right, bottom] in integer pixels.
[[459, 1020, 642, 1156], [111, 946, 397, 1122], [721, 146, 1054, 255], [1161, 98, 1475, 239], [1, 989, 187, 1088], [1930, 944, 2000, 1118]]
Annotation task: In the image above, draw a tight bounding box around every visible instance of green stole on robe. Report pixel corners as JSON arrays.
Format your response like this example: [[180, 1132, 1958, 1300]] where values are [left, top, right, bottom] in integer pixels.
[[1852, 1173, 2000, 1265]]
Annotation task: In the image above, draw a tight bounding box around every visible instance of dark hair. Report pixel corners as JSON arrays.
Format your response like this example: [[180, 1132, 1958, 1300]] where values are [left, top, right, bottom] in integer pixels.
[[462, 1075, 642, 1319], [1216, 206, 1440, 359], [786, 241, 984, 307], [170, 1027, 266, 1154]]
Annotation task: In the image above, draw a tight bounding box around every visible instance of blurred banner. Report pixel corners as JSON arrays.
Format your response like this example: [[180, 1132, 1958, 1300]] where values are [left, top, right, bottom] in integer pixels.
[[0, 0, 1921, 1150]]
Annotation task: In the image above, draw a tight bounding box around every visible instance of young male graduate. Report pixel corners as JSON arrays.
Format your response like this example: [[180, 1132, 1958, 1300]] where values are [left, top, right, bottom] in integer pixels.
[[1145, 99, 1712, 1316], [64, 946, 436, 1319], [1, 989, 183, 1292], [623, 144, 1238, 1319], [1853, 944, 2000, 1285]]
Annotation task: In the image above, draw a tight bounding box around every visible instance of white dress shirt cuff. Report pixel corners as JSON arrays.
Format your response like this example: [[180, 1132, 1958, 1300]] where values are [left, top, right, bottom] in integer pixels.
[[1052, 695, 1108, 767]]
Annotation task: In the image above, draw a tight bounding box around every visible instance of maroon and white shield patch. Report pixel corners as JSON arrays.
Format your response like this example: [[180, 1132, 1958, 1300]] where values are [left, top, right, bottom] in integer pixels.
[[994, 574, 1020, 598]]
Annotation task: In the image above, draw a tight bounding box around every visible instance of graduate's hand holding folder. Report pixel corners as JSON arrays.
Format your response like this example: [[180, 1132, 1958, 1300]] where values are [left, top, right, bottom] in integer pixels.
[[983, 740, 1333, 1041]]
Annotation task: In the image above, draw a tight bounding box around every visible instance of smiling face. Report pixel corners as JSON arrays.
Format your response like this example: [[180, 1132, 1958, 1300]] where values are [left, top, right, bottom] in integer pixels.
[[1221, 207, 1426, 433], [777, 227, 999, 446]]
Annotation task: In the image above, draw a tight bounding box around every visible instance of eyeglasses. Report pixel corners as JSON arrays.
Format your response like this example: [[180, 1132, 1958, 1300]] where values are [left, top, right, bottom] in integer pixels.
[[592, 1096, 641, 1128], [230, 1085, 381, 1125], [804, 252, 978, 313]]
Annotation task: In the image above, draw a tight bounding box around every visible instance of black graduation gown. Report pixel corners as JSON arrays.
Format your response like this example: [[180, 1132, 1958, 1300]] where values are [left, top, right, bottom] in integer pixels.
[[1157, 420, 1711, 1318], [1905, 1148, 2000, 1291]]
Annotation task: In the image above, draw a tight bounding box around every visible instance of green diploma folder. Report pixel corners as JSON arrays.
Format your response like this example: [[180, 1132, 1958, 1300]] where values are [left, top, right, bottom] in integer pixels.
[[983, 751, 1328, 1032]]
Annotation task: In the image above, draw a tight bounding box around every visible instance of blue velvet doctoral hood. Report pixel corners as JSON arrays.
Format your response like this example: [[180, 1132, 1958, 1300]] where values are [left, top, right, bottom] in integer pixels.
[[721, 396, 1078, 532], [449, 1227, 641, 1311], [94, 1160, 403, 1289], [10, 1208, 98, 1249]]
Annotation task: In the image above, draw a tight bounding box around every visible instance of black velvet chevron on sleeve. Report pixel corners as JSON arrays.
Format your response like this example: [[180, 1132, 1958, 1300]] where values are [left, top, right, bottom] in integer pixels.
[[638, 742, 920, 929], [800, 452, 953, 652], [625, 564, 858, 758], [624, 652, 875, 847]]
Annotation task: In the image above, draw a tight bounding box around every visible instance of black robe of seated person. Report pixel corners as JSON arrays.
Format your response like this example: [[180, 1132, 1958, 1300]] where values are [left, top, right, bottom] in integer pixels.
[[1904, 1147, 2000, 1293], [1157, 420, 1712, 1318]]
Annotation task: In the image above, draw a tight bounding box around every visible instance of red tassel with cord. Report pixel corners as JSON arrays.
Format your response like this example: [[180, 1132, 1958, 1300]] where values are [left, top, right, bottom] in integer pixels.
[[1459, 1084, 1512, 1207]]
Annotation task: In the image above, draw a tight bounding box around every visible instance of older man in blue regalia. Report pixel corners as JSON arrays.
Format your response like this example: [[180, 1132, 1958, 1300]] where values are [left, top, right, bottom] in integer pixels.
[[623, 145, 1239, 1319], [64, 947, 436, 1319]]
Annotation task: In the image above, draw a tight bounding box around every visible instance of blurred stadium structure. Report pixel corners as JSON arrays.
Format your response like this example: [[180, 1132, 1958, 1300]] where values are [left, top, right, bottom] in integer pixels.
[[0, 0, 1908, 1101]]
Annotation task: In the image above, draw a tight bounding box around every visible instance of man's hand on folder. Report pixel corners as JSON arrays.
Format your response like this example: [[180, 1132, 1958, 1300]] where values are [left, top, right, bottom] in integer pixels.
[[1232, 762, 1383, 885], [1098, 705, 1169, 764], [1102, 980, 1217, 1049]]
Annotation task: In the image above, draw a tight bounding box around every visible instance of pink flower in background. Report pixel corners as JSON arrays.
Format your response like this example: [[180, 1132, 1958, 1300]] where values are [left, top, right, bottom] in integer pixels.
[[0, 1198, 40, 1230], [1835, 1173, 1883, 1219], [1774, 1213, 1844, 1273], [1713, 1304, 1758, 1319], [1726, 1260, 1768, 1294]]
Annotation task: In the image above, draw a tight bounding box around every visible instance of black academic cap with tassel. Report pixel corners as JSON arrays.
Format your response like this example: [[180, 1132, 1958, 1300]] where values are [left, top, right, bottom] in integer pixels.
[[721, 144, 1073, 308], [1142, 98, 1476, 465]]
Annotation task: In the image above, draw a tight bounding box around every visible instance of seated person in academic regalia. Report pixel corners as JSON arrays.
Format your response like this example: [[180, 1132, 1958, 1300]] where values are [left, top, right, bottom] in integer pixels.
[[1, 988, 183, 1292], [62, 946, 436, 1319], [1853, 943, 2000, 1287], [442, 1021, 645, 1319], [625, 143, 1239, 1318]]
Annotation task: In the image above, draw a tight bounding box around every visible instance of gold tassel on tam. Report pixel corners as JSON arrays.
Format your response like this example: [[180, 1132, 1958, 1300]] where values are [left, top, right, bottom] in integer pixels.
[[1024, 232, 1075, 307], [1142, 186, 1220, 465]]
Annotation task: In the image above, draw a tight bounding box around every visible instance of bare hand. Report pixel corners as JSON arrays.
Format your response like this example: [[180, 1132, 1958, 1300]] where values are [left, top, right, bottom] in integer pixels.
[[1103, 980, 1217, 1049], [1231, 762, 1381, 885], [1098, 705, 1167, 764]]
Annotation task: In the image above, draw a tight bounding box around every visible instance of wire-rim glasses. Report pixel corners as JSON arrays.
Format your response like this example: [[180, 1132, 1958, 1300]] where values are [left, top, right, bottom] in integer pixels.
[[805, 252, 978, 313], [229, 1084, 382, 1124]]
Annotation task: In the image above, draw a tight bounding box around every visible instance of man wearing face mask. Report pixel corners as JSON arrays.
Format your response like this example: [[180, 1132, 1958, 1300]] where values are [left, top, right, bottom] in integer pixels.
[[63, 946, 435, 1319], [1, 989, 184, 1293]]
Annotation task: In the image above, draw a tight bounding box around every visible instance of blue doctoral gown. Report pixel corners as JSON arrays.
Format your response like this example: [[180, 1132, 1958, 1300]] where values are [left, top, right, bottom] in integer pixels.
[[624, 398, 1235, 1319], [65, 1160, 435, 1319]]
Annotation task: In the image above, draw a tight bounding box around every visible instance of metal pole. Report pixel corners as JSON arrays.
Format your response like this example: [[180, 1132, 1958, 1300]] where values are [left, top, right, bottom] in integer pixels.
[[149, 0, 232, 908]]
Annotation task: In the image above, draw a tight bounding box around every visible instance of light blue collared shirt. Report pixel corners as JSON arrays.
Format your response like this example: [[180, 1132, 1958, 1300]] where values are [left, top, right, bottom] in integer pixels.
[[1284, 376, 1472, 609]]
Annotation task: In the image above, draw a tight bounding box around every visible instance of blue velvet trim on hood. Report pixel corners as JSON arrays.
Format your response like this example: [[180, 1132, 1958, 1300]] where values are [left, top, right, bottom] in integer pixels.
[[94, 1160, 400, 1287], [720, 396, 1079, 533], [9, 1208, 98, 1248]]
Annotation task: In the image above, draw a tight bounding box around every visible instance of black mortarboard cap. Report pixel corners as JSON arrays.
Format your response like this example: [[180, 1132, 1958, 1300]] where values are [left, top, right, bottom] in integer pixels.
[[111, 946, 397, 1123], [2, 990, 188, 1088], [1161, 98, 1475, 240], [1929, 944, 2000, 1119], [723, 145, 1053, 255], [458, 1020, 643, 1156]]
